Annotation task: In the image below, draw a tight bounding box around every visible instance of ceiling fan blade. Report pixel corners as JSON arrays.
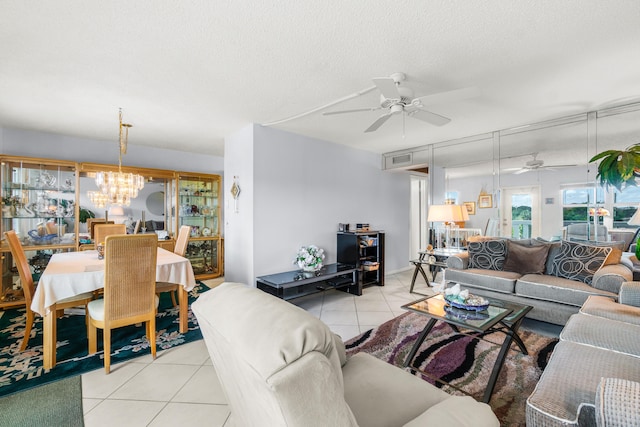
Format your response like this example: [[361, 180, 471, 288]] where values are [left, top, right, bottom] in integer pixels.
[[540, 164, 578, 169], [407, 109, 451, 126], [414, 86, 480, 106], [513, 168, 531, 174], [364, 113, 393, 133], [323, 107, 381, 116], [372, 77, 400, 100]]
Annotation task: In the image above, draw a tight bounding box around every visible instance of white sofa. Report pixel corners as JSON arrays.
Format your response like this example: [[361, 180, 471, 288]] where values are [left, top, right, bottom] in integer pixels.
[[192, 282, 499, 427]]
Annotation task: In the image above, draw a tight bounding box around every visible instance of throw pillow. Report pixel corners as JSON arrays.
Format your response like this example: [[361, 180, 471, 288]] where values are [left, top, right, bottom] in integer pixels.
[[467, 240, 507, 271], [549, 240, 611, 285], [503, 240, 550, 274], [568, 239, 625, 266]]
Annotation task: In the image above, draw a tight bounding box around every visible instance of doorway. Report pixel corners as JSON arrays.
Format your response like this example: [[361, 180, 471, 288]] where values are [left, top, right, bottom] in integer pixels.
[[500, 186, 541, 238]]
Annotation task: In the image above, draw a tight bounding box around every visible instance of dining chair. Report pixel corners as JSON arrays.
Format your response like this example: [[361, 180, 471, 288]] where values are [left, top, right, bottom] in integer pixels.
[[86, 218, 113, 240], [4, 230, 93, 352], [156, 225, 191, 307], [87, 234, 158, 374], [93, 223, 126, 245]]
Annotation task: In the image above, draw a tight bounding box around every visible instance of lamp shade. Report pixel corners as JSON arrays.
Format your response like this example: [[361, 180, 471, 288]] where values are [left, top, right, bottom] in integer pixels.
[[108, 206, 125, 216], [427, 204, 469, 223]]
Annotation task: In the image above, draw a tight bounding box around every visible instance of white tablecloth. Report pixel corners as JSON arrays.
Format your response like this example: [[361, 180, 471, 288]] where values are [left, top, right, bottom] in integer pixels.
[[32, 248, 197, 316]]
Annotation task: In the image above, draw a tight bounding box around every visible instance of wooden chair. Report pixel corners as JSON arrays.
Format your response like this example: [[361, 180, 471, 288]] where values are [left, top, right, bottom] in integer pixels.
[[156, 225, 191, 307], [87, 218, 113, 240], [4, 230, 93, 352], [87, 234, 158, 374], [93, 223, 126, 245]]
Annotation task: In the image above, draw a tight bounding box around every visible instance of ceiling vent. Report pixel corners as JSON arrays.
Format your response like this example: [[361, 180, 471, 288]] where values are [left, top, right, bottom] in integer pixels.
[[392, 153, 412, 165]]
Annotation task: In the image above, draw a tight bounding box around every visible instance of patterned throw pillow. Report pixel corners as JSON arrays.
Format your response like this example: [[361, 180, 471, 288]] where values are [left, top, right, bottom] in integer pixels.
[[549, 240, 611, 285], [467, 240, 507, 271]]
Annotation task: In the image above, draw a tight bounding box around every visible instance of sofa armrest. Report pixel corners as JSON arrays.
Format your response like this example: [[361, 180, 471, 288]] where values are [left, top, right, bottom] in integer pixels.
[[592, 264, 633, 294], [619, 281, 640, 308], [595, 378, 640, 427], [404, 396, 499, 427], [446, 251, 469, 269]]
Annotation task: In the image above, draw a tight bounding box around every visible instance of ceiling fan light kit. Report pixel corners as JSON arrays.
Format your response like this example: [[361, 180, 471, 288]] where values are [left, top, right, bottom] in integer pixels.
[[323, 71, 475, 133]]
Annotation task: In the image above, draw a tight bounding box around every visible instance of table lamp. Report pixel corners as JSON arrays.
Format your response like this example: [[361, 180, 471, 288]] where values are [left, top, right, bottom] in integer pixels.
[[427, 204, 470, 249]]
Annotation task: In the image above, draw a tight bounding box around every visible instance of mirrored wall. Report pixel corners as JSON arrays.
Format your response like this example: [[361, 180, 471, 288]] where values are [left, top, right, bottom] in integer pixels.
[[425, 102, 640, 241]]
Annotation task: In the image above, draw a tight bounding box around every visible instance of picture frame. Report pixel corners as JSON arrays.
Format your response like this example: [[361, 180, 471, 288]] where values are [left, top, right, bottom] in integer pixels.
[[463, 201, 476, 215], [478, 195, 493, 209]]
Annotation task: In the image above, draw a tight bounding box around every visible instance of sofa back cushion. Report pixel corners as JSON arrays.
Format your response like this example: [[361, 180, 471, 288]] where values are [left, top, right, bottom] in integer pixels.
[[192, 282, 357, 426], [467, 239, 507, 270], [503, 240, 550, 274], [548, 240, 611, 285]]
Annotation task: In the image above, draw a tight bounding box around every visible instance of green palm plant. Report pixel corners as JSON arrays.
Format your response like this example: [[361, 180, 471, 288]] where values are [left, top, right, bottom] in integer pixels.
[[589, 144, 640, 191]]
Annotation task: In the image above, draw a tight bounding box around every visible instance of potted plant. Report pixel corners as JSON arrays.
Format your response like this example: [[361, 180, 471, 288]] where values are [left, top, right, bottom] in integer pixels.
[[79, 207, 95, 224], [589, 144, 640, 191], [590, 144, 640, 258]]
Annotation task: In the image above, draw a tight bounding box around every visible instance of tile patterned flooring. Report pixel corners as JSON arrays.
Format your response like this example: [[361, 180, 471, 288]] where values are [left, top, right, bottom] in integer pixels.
[[81, 269, 560, 426], [82, 269, 432, 426]]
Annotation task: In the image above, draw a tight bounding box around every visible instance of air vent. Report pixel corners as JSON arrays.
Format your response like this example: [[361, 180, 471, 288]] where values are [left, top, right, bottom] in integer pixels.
[[392, 154, 412, 165]]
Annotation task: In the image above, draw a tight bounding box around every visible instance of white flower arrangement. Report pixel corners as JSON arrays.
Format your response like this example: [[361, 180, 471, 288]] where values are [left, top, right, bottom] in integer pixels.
[[294, 245, 325, 271]]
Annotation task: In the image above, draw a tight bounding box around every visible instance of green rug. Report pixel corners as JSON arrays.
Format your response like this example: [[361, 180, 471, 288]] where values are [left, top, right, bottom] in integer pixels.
[[0, 282, 210, 397], [0, 375, 83, 427]]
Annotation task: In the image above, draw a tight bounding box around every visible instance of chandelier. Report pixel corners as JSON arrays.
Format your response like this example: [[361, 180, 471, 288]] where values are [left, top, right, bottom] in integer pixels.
[[87, 109, 144, 207]]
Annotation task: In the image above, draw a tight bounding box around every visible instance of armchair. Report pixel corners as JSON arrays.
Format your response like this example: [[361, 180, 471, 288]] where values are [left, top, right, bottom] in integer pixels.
[[192, 282, 499, 427]]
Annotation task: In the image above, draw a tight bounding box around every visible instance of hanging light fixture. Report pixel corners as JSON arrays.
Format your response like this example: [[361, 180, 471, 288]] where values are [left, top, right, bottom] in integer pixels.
[[87, 109, 144, 207]]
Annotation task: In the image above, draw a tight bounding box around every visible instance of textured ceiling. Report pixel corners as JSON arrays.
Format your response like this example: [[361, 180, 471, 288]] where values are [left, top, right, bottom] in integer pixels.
[[1, 1, 640, 157]]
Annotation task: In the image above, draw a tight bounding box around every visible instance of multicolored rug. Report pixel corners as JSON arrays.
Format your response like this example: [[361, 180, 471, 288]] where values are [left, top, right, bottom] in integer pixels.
[[0, 283, 210, 397], [345, 312, 558, 426]]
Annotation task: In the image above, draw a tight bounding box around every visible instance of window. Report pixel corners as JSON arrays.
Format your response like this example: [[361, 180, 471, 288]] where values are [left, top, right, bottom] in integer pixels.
[[613, 186, 640, 228], [562, 186, 604, 226]]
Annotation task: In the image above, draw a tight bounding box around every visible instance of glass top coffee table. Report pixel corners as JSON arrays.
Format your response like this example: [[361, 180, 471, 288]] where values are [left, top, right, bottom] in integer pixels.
[[401, 293, 532, 403]]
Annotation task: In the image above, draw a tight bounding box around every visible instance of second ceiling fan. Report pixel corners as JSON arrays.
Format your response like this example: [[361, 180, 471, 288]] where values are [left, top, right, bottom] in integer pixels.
[[323, 72, 477, 133]]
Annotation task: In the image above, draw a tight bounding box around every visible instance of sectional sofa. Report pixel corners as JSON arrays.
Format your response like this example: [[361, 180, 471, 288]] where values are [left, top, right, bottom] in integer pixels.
[[526, 282, 640, 426], [444, 238, 632, 325]]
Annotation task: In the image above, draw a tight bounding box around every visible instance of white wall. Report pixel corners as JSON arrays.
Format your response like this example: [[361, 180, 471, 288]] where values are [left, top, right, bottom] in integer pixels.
[[223, 125, 255, 285], [224, 124, 411, 287], [0, 127, 223, 173]]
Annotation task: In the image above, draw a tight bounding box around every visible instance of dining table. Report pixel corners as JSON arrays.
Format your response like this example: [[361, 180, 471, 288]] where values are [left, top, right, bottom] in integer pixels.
[[33, 247, 197, 370]]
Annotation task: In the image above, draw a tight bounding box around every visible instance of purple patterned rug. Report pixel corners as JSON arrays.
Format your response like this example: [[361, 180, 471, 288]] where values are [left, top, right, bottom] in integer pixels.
[[345, 312, 558, 426]]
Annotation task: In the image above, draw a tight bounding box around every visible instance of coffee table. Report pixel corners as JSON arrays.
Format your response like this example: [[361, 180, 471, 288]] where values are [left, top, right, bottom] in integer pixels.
[[401, 293, 532, 403]]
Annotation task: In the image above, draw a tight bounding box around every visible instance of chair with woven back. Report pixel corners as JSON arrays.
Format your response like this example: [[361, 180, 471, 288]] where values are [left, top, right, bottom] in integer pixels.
[[156, 225, 191, 307], [4, 230, 93, 352], [87, 234, 159, 374], [87, 218, 113, 240], [93, 223, 126, 246]]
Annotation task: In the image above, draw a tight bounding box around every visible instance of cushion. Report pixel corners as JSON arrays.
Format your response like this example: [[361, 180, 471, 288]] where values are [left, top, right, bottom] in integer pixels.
[[548, 240, 611, 285], [503, 240, 550, 274], [467, 240, 507, 271], [587, 240, 625, 266]]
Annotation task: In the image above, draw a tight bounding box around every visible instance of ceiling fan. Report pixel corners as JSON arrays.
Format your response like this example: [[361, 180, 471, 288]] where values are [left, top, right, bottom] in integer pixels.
[[506, 153, 578, 174], [322, 72, 478, 133]]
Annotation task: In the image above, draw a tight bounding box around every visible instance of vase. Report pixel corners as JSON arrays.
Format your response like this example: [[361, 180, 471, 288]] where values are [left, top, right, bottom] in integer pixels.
[[302, 264, 322, 272]]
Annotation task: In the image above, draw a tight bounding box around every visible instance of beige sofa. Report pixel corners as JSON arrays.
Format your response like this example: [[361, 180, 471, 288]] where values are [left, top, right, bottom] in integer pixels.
[[526, 282, 640, 426], [192, 282, 499, 427]]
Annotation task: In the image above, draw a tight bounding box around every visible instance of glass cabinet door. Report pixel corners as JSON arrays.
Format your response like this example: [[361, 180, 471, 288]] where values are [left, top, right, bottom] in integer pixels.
[[1, 157, 78, 308], [177, 172, 222, 279]]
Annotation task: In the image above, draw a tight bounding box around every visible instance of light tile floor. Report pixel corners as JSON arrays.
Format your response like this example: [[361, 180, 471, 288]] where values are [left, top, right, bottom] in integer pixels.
[[81, 269, 560, 426]]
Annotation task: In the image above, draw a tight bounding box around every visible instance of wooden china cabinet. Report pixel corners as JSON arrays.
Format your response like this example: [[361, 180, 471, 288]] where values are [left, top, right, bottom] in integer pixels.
[[0, 155, 223, 309]]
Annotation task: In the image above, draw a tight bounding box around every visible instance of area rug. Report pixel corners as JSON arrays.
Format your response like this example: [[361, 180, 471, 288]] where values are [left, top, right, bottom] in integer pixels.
[[0, 375, 83, 427], [345, 312, 558, 426], [0, 282, 210, 397]]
